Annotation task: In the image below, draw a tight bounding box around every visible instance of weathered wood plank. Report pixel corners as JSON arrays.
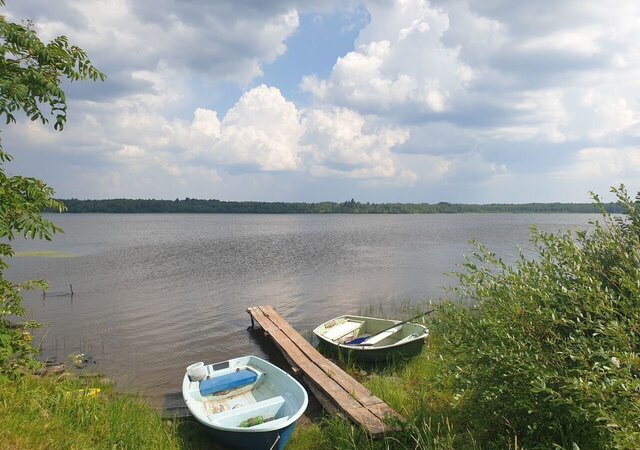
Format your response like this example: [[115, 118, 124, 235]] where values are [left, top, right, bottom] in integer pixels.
[[303, 375, 343, 418], [367, 402, 405, 422], [249, 308, 359, 407], [249, 310, 301, 375], [249, 307, 384, 432], [161, 406, 191, 419], [247, 305, 402, 437], [259, 305, 385, 408]]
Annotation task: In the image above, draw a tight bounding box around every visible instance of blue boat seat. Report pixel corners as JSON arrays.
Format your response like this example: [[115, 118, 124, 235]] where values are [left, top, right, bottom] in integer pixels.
[[199, 369, 257, 397]]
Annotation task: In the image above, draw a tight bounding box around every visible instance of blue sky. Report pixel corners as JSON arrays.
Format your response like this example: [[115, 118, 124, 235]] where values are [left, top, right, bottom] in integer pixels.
[[3, 0, 640, 202]]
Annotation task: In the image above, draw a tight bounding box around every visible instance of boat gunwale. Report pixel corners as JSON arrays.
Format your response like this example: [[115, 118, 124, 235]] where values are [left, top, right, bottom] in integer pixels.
[[313, 314, 429, 351], [182, 355, 308, 433]]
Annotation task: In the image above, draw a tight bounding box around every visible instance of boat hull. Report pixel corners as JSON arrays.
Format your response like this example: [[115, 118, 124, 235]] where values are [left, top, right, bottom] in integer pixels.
[[182, 355, 307, 450], [317, 334, 426, 363], [313, 314, 428, 364], [202, 419, 296, 450]]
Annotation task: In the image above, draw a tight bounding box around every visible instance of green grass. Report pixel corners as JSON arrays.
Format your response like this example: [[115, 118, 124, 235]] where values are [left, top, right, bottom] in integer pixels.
[[288, 334, 464, 450], [289, 300, 467, 450], [13, 251, 76, 258], [0, 376, 183, 450]]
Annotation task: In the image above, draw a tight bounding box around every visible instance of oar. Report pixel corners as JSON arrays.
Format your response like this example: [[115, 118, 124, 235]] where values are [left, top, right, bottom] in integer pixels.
[[345, 309, 434, 346]]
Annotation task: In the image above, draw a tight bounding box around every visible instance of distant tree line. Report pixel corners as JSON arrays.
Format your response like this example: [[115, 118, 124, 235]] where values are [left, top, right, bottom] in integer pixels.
[[49, 198, 625, 214]]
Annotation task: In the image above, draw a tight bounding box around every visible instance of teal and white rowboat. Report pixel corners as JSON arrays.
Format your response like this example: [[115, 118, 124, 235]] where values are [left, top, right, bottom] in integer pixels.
[[182, 355, 308, 450], [313, 314, 429, 363]]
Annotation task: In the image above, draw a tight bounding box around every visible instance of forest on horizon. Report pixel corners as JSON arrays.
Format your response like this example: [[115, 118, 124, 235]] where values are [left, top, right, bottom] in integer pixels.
[[52, 198, 625, 214]]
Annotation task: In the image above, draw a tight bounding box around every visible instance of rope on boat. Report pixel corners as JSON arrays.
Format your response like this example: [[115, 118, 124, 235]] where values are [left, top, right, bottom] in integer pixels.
[[269, 433, 281, 450]]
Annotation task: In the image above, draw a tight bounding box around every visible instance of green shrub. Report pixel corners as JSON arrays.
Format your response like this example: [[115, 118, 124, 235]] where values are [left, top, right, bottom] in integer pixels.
[[431, 185, 640, 449]]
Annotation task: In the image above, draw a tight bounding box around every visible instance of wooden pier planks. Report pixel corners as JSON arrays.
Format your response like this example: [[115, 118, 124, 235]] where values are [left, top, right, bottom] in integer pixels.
[[247, 305, 404, 438]]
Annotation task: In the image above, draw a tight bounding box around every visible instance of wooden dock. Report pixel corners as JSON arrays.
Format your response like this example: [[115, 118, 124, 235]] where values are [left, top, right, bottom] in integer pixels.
[[247, 305, 403, 437]]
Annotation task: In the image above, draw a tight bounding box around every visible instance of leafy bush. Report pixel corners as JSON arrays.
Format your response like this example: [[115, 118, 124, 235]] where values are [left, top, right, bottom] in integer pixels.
[[431, 185, 640, 449], [0, 155, 62, 378], [0, 1, 104, 378]]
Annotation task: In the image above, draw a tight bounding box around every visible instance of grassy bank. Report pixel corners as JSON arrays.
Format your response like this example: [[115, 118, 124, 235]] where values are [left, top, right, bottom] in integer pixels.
[[287, 340, 459, 450], [288, 302, 458, 448], [289, 187, 640, 450], [0, 375, 184, 449]]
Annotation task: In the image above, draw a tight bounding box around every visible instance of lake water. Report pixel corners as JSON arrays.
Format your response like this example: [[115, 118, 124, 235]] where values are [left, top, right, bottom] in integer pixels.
[[6, 213, 597, 404]]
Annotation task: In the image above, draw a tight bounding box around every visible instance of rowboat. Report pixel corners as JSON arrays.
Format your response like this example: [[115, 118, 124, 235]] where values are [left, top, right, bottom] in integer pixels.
[[182, 355, 308, 450], [313, 314, 429, 363]]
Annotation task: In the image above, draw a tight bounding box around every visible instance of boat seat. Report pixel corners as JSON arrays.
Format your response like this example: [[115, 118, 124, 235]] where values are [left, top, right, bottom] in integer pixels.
[[211, 395, 286, 428], [362, 327, 400, 345], [250, 415, 289, 430], [324, 321, 362, 340], [395, 331, 427, 345], [199, 369, 257, 397]]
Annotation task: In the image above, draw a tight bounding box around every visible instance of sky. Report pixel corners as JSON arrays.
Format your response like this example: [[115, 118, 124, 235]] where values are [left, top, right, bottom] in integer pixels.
[[3, 0, 640, 203]]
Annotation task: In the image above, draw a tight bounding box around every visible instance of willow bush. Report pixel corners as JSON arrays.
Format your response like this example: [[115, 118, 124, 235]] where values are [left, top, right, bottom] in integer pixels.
[[431, 185, 640, 449]]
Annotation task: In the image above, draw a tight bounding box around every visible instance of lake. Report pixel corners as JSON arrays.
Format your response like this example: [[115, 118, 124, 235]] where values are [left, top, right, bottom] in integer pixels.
[[6, 213, 597, 404]]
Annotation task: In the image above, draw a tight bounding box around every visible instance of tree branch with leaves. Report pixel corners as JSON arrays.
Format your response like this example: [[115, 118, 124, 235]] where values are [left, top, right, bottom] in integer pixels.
[[0, 0, 105, 378]]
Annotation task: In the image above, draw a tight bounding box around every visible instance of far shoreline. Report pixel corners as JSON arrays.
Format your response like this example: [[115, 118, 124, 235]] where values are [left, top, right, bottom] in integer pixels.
[[49, 198, 622, 214]]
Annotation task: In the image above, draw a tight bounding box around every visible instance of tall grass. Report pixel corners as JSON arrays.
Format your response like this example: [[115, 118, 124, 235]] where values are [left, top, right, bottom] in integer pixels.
[[358, 299, 435, 322], [0, 376, 181, 450], [289, 313, 462, 450]]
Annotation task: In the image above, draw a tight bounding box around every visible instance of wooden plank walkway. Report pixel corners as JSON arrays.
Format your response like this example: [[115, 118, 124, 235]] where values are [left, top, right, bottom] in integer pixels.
[[247, 305, 403, 437]]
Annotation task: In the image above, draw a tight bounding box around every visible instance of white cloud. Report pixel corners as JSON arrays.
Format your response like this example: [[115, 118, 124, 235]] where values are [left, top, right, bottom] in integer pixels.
[[5, 0, 640, 201], [208, 85, 303, 171], [554, 147, 640, 180], [302, 107, 412, 180], [302, 0, 473, 115], [115, 145, 147, 159], [8, 0, 301, 87], [175, 86, 412, 180], [304, 0, 640, 147], [190, 109, 221, 138], [6, 83, 412, 194]]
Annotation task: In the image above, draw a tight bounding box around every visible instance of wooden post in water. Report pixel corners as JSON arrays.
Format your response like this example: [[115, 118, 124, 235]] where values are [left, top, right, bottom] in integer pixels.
[[69, 284, 74, 297]]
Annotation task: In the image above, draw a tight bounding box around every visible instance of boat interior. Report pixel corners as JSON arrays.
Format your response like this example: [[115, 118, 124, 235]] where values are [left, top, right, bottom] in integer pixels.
[[317, 315, 427, 347], [184, 358, 294, 430]]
